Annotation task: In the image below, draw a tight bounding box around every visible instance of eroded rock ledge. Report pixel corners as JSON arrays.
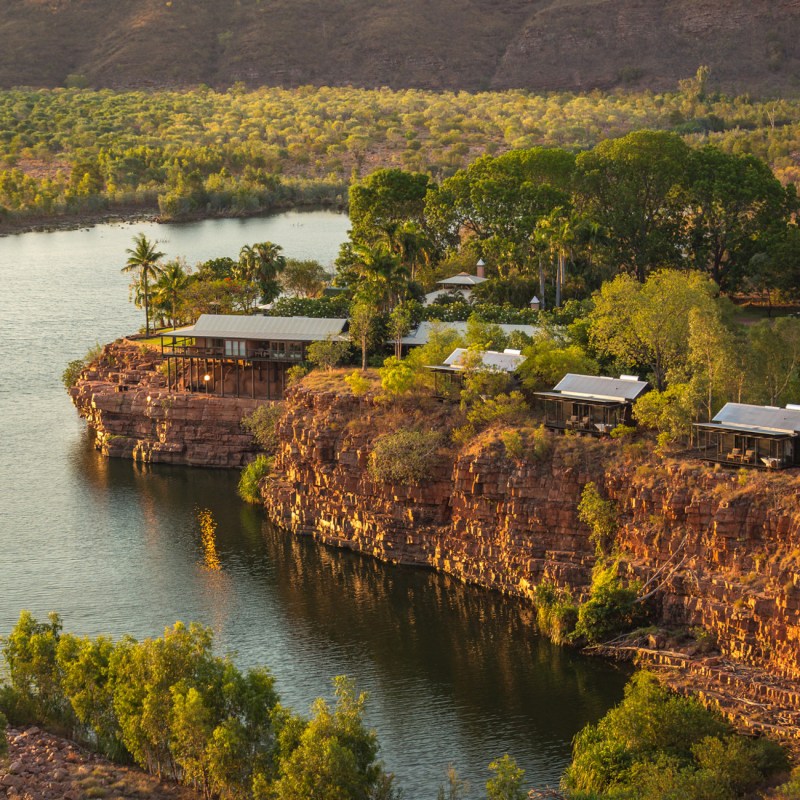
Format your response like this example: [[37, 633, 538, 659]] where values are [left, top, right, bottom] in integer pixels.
[[263, 383, 800, 749], [69, 340, 261, 467]]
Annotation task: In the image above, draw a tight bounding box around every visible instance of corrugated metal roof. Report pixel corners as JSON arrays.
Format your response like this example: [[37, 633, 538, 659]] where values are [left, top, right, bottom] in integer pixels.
[[436, 272, 488, 287], [551, 374, 650, 402], [160, 314, 347, 342], [707, 403, 800, 435], [400, 320, 539, 346], [441, 348, 526, 373]]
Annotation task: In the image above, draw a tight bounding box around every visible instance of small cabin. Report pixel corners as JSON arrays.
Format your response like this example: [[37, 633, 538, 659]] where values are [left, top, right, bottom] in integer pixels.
[[536, 374, 650, 435], [695, 403, 800, 469], [424, 271, 488, 305], [159, 314, 347, 399], [399, 320, 539, 350], [427, 347, 526, 400]]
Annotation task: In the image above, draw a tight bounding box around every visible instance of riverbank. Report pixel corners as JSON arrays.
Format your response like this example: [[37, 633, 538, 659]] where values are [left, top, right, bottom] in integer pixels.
[[0, 726, 197, 800], [0, 199, 346, 238], [67, 345, 800, 755]]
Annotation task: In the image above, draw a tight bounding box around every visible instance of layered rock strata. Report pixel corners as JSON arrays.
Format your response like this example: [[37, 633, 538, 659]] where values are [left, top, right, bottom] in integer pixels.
[[263, 384, 800, 746], [69, 340, 261, 467]]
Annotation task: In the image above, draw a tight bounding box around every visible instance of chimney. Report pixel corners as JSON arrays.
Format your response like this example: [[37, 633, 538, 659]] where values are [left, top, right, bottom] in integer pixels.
[[476, 258, 485, 279], [529, 295, 540, 311]]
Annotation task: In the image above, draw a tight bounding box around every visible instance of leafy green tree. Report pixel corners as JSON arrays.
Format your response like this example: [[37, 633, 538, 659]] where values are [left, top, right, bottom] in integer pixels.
[[486, 754, 526, 800], [238, 242, 287, 304], [387, 300, 415, 358], [534, 207, 579, 307], [588, 270, 718, 390], [465, 314, 507, 351], [378, 356, 416, 396], [575, 131, 690, 281], [348, 168, 431, 246], [349, 299, 382, 371], [519, 337, 598, 391], [307, 336, 351, 371], [634, 383, 700, 450], [685, 146, 792, 291], [281, 258, 329, 298], [745, 318, 800, 406], [272, 676, 395, 800], [122, 233, 165, 336], [153, 259, 190, 329], [351, 243, 409, 312]]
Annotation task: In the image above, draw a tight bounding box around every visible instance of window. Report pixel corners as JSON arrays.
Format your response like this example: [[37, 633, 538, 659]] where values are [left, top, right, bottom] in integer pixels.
[[225, 340, 246, 357]]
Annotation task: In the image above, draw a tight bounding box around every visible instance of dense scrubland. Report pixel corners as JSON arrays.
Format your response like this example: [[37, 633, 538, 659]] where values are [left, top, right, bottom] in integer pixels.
[[4, 78, 800, 225]]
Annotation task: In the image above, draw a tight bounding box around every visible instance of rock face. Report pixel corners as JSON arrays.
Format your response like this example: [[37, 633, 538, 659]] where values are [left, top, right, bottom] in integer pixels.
[[69, 340, 262, 468], [264, 384, 800, 744]]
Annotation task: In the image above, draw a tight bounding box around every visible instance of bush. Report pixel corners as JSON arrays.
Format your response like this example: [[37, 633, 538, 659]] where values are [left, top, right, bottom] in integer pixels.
[[562, 670, 788, 799], [238, 455, 273, 504], [501, 430, 525, 459], [577, 482, 618, 556], [344, 371, 371, 396], [286, 364, 309, 386], [61, 358, 87, 389], [0, 709, 7, 756], [533, 584, 578, 645], [574, 561, 649, 644], [241, 403, 284, 454], [368, 429, 442, 484], [306, 337, 351, 371], [379, 356, 416, 396]]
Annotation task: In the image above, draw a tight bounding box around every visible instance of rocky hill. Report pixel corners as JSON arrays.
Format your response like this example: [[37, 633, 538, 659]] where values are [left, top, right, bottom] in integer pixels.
[[2, 0, 799, 95]]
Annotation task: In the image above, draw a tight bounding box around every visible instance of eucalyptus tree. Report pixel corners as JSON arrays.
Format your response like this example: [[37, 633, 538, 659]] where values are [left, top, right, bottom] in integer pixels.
[[122, 233, 165, 336]]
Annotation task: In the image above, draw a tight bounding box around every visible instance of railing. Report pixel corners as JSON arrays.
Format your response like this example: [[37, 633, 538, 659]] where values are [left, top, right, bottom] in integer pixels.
[[163, 343, 303, 362]]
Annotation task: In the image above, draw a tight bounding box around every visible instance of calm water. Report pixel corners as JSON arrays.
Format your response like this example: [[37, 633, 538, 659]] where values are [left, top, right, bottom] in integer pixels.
[[0, 210, 628, 797]]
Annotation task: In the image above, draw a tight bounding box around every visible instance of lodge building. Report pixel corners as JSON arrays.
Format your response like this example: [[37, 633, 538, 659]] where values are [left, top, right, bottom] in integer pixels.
[[159, 314, 348, 399]]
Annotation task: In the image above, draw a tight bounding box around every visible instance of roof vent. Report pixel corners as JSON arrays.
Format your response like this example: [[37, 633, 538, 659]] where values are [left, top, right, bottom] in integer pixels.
[[504, 349, 522, 356], [787, 404, 800, 411], [620, 374, 641, 381]]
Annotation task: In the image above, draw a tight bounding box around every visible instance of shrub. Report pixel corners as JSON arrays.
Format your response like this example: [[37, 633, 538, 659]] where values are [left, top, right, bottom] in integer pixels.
[[238, 455, 273, 504], [344, 371, 371, 396], [286, 364, 308, 386], [574, 561, 648, 644], [466, 391, 528, 428], [0, 710, 7, 756], [562, 670, 788, 799], [241, 403, 284, 454], [501, 430, 524, 459], [379, 356, 416, 396], [486, 754, 526, 800], [533, 584, 578, 645], [306, 337, 350, 371], [577, 482, 618, 556], [368, 429, 442, 484], [528, 425, 551, 461], [609, 424, 635, 439], [61, 358, 86, 389]]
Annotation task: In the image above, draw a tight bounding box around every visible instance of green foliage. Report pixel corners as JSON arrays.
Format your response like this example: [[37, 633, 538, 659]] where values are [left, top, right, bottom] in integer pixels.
[[466, 391, 528, 428], [501, 430, 524, 459], [62, 358, 87, 389], [286, 364, 309, 386], [344, 371, 371, 397], [368, 429, 442, 484], [533, 583, 578, 646], [272, 676, 395, 800], [577, 482, 618, 556], [562, 670, 787, 799], [378, 356, 416, 396], [519, 336, 598, 391], [281, 258, 329, 298], [465, 315, 508, 351], [307, 337, 351, 371], [269, 294, 351, 318], [633, 383, 699, 449], [238, 455, 274, 504], [574, 562, 649, 644], [241, 402, 284, 454], [486, 754, 526, 800], [0, 710, 6, 756]]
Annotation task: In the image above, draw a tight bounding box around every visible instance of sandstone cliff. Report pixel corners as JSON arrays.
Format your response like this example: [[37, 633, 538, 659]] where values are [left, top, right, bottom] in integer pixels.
[[69, 340, 261, 468], [264, 383, 800, 745]]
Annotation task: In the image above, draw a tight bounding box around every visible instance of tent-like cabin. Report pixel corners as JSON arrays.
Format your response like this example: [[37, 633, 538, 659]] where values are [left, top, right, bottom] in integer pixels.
[[159, 314, 347, 399], [427, 347, 526, 400], [695, 403, 800, 469], [536, 374, 650, 435]]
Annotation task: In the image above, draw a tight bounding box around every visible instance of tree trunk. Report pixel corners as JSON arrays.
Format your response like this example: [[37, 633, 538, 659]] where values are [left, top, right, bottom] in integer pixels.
[[143, 271, 150, 336], [555, 253, 563, 308]]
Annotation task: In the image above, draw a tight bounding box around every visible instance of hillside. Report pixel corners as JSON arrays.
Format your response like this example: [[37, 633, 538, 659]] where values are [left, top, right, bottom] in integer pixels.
[[2, 0, 799, 95]]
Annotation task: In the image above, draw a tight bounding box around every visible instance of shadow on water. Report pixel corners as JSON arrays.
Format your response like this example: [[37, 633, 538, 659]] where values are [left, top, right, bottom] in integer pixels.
[[66, 439, 629, 794]]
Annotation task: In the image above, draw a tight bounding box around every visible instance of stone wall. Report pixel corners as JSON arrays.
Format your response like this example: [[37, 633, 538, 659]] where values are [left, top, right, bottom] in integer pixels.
[[69, 340, 262, 468]]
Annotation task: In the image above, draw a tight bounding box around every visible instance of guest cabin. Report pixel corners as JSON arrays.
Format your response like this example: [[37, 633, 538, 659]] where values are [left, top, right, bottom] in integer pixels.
[[427, 347, 526, 400], [536, 374, 650, 435], [399, 320, 539, 352], [695, 403, 800, 469], [159, 314, 348, 399]]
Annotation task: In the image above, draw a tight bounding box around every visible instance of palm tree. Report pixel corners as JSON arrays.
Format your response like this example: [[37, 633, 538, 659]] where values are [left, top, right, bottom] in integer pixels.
[[535, 208, 578, 308], [238, 241, 286, 304], [122, 233, 165, 336], [153, 261, 189, 329], [352, 243, 409, 312]]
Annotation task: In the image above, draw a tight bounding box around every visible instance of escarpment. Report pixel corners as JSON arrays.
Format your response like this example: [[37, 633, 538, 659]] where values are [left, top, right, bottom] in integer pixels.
[[264, 383, 800, 745], [69, 340, 261, 467]]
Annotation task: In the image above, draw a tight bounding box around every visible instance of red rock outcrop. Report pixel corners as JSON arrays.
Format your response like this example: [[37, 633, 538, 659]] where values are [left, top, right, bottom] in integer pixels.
[[69, 340, 262, 468], [263, 383, 800, 745]]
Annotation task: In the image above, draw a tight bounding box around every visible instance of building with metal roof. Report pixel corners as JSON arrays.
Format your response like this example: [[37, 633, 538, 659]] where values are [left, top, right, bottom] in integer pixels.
[[695, 403, 800, 469], [399, 320, 539, 347], [423, 271, 488, 306], [158, 314, 348, 399], [535, 374, 650, 435], [426, 348, 527, 400]]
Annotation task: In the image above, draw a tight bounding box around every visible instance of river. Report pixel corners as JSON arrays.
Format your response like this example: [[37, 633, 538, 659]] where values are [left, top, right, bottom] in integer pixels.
[[0, 210, 628, 797]]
